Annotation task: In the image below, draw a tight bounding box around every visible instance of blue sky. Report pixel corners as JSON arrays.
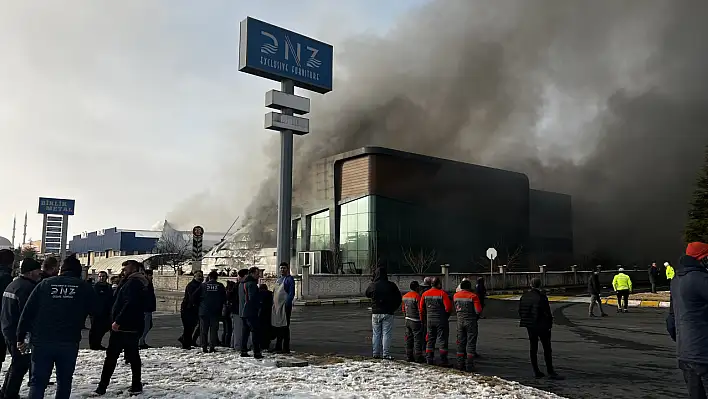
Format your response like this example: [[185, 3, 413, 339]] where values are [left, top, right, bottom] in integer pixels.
[[0, 0, 430, 242]]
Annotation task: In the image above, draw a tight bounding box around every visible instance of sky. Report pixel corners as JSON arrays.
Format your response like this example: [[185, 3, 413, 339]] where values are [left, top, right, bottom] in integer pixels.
[[0, 0, 428, 244]]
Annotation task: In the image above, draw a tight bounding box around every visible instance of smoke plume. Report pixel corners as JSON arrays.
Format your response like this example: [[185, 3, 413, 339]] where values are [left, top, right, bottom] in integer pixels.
[[237, 0, 708, 265]]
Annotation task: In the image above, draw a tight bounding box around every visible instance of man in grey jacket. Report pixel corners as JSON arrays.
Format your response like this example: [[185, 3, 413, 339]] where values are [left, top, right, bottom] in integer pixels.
[[667, 242, 708, 399], [0, 258, 41, 399]]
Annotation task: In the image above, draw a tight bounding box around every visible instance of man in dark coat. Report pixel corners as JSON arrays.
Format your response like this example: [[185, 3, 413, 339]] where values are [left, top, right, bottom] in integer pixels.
[[178, 271, 204, 349], [666, 242, 708, 398], [40, 257, 58, 280], [89, 271, 114, 350], [239, 267, 262, 359], [258, 284, 274, 351], [221, 280, 236, 347], [0, 258, 42, 399], [16, 255, 96, 399], [95, 260, 149, 396], [139, 270, 156, 349], [365, 267, 402, 360], [518, 278, 563, 380], [0, 249, 15, 373], [648, 262, 660, 293], [198, 271, 226, 353], [587, 271, 607, 317]]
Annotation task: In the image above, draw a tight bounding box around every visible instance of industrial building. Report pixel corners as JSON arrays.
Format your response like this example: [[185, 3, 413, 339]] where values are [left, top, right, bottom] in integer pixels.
[[68, 222, 225, 266], [289, 147, 573, 274]]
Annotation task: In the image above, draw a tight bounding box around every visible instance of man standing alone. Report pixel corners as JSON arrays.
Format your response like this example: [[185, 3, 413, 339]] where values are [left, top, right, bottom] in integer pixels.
[[365, 267, 402, 360], [89, 271, 114, 350], [1, 258, 42, 399], [649, 263, 660, 294], [95, 260, 149, 396], [273, 262, 295, 354], [518, 278, 563, 380], [612, 268, 633, 313], [588, 270, 607, 317], [16, 255, 96, 399], [239, 267, 262, 359], [199, 271, 225, 353]]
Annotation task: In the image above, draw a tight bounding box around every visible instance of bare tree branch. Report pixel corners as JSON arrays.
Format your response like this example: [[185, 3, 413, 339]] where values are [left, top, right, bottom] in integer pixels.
[[402, 246, 437, 274], [154, 228, 191, 274]]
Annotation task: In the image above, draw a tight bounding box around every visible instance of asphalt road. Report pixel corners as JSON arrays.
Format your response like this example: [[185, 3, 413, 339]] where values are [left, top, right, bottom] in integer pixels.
[[83, 299, 685, 399]]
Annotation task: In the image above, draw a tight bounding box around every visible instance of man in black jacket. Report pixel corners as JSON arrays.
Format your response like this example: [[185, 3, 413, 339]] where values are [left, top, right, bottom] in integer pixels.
[[239, 267, 262, 358], [89, 271, 114, 350], [0, 249, 15, 373], [518, 278, 563, 380], [95, 260, 149, 396], [199, 271, 225, 353], [139, 269, 156, 349], [178, 271, 203, 349], [365, 267, 402, 360], [16, 255, 96, 399], [587, 270, 607, 317], [0, 258, 42, 399]]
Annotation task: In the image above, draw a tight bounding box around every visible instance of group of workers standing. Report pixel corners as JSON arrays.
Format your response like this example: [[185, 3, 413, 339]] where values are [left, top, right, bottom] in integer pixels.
[[178, 262, 295, 358], [0, 250, 156, 398]]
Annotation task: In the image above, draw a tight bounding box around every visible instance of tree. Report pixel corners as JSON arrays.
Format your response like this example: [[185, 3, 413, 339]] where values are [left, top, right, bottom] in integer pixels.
[[402, 247, 437, 274], [154, 228, 191, 274], [21, 246, 38, 260], [685, 145, 708, 243]]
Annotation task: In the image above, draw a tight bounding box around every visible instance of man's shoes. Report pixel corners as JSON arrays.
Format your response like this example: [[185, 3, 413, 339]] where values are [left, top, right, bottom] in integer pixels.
[[601, 313, 608, 317], [472, 352, 481, 359], [373, 355, 382, 359], [94, 386, 107, 396], [209, 347, 215, 353], [240, 352, 251, 358], [534, 371, 546, 379], [138, 344, 151, 350], [202, 347, 209, 353], [623, 309, 629, 313], [253, 352, 264, 359], [616, 308, 621, 313], [382, 355, 395, 361], [129, 382, 143, 395], [589, 313, 596, 317], [547, 372, 565, 380]]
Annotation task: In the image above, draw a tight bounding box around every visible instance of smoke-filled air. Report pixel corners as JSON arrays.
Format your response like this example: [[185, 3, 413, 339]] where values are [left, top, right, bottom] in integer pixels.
[[195, 0, 708, 265]]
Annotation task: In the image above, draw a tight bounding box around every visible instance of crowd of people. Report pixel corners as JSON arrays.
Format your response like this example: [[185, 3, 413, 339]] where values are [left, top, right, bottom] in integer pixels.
[[178, 262, 295, 358], [0, 249, 159, 398]]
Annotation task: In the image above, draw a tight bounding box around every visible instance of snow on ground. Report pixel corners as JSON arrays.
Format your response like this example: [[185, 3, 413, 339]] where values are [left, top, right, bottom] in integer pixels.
[[24, 348, 565, 398]]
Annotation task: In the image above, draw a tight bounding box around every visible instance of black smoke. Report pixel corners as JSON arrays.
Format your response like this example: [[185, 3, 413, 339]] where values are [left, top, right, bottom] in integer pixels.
[[240, 0, 708, 265]]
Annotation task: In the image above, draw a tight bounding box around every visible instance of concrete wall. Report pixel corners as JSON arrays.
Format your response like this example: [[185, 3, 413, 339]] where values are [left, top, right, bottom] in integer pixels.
[[148, 266, 650, 300]]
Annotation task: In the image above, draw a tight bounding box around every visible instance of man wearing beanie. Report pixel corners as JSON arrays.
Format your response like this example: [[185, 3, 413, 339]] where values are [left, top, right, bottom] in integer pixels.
[[16, 255, 96, 399], [0, 249, 15, 373], [667, 242, 708, 398], [0, 258, 41, 399]]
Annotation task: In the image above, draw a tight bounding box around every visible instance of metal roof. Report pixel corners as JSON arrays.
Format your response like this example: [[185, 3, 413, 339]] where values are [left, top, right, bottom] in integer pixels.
[[87, 254, 159, 273]]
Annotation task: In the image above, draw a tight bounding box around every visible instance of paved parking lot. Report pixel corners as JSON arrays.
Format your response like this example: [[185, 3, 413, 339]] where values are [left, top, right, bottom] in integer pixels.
[[86, 299, 685, 399]]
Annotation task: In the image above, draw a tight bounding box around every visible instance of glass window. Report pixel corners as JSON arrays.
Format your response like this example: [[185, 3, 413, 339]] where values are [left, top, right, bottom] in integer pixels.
[[357, 213, 369, 231], [357, 232, 369, 251], [346, 215, 357, 232], [357, 197, 370, 213]]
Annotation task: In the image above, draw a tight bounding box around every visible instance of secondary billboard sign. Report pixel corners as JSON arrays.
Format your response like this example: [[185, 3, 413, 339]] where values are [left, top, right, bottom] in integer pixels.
[[38, 197, 75, 216], [239, 17, 333, 94]]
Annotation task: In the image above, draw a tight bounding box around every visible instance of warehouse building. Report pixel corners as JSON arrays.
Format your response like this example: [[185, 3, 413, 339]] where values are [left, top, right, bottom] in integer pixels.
[[290, 147, 572, 273]]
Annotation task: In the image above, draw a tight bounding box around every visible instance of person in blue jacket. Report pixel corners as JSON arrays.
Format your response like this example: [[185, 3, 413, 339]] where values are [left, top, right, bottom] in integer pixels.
[[667, 242, 708, 398], [238, 267, 262, 359], [273, 262, 295, 353]]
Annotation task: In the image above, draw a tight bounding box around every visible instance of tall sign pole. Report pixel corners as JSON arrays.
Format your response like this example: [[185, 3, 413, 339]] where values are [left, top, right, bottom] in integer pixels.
[[239, 17, 333, 267], [37, 197, 75, 259]]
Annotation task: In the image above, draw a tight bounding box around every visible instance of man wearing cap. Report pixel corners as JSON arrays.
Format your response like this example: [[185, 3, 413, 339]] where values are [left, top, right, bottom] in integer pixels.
[[0, 258, 42, 399], [16, 255, 96, 399], [665, 261, 675, 282], [667, 242, 708, 398], [612, 268, 632, 313]]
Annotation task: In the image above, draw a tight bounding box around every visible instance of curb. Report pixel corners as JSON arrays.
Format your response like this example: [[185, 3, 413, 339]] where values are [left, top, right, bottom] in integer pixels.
[[294, 298, 371, 306], [489, 295, 671, 308]]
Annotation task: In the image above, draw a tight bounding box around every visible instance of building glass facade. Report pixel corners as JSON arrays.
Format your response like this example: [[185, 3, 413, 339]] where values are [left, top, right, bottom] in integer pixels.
[[308, 210, 330, 251], [339, 196, 372, 272]]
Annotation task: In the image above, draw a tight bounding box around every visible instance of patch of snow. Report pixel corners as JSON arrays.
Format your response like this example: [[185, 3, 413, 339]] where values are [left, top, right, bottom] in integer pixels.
[[23, 348, 565, 398]]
